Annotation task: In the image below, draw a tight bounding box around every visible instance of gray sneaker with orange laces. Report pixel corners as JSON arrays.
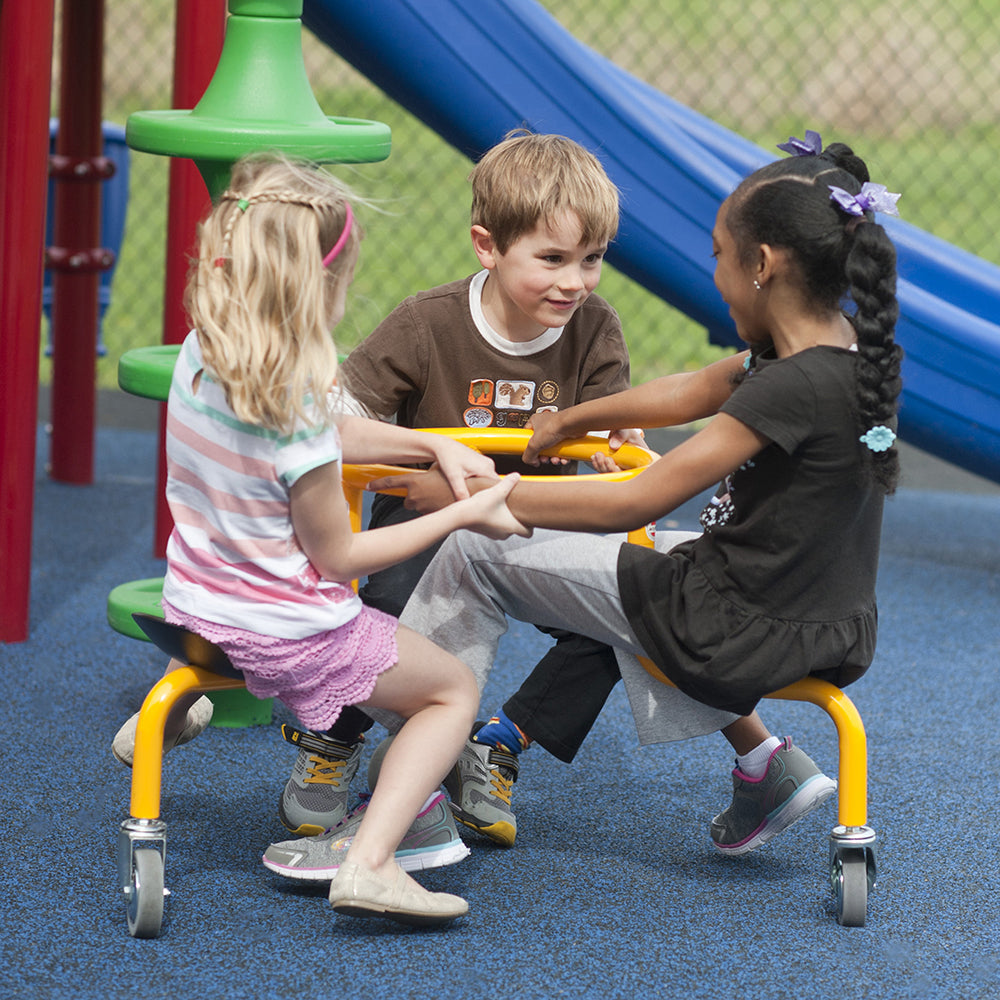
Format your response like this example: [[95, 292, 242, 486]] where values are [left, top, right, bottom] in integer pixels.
[[278, 725, 363, 836], [367, 727, 521, 848], [443, 737, 519, 848]]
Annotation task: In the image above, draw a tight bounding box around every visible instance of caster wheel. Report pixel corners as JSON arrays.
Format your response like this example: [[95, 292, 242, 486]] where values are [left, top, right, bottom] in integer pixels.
[[126, 848, 165, 938], [832, 849, 868, 927]]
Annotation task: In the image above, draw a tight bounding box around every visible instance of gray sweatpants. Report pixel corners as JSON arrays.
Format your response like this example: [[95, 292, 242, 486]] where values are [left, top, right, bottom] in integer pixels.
[[396, 527, 737, 745]]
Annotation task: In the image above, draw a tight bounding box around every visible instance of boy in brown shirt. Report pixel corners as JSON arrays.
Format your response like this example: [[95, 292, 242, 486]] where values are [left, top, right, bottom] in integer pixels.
[[274, 130, 638, 858]]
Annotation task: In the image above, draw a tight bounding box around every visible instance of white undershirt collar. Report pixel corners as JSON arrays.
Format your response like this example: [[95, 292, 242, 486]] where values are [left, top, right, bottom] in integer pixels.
[[468, 270, 565, 357]]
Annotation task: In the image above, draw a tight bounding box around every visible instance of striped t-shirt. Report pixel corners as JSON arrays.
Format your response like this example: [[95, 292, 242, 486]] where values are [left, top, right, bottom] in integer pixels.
[[162, 332, 362, 639]]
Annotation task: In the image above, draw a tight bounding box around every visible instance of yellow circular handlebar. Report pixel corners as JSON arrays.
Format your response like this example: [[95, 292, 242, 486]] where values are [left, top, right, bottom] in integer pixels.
[[340, 428, 655, 545], [340, 427, 653, 492]]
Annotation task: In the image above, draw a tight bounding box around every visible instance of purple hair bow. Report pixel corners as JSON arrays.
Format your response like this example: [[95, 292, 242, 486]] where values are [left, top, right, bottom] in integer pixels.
[[777, 130, 822, 156], [828, 182, 901, 218]]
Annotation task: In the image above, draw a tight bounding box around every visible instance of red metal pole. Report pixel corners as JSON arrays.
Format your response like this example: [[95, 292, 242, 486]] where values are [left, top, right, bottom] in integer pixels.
[[48, 0, 107, 484], [0, 0, 57, 642], [152, 0, 226, 557]]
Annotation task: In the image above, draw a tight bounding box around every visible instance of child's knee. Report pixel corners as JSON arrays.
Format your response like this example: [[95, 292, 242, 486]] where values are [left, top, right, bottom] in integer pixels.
[[445, 659, 480, 726]]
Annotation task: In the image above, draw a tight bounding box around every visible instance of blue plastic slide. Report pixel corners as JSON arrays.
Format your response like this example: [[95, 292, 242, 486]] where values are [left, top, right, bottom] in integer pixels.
[[304, 0, 1000, 482]]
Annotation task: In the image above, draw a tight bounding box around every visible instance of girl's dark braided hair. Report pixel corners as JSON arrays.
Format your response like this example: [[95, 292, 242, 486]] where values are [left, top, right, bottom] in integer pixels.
[[726, 142, 903, 494]]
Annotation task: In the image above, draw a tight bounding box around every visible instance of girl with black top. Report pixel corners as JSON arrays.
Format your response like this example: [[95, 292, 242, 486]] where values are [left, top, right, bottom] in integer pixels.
[[368, 134, 902, 854]]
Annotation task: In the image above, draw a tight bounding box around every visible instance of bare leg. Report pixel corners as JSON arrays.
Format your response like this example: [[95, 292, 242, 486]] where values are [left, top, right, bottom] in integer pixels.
[[340, 624, 478, 884], [721, 711, 772, 755]]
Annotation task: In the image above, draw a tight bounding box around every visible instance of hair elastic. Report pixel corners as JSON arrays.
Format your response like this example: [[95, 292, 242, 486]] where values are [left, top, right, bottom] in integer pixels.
[[829, 182, 901, 218], [322, 202, 354, 268], [777, 130, 822, 156]]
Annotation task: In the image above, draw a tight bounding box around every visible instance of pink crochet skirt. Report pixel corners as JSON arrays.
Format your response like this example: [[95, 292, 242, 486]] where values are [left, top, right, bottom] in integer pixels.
[[162, 600, 399, 731]]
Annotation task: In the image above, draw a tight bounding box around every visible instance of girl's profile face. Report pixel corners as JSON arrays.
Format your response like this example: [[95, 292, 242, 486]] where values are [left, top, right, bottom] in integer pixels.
[[711, 200, 765, 345]]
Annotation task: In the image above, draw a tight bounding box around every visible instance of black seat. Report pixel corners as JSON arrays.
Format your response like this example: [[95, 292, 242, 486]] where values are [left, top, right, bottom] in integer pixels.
[[131, 613, 243, 679]]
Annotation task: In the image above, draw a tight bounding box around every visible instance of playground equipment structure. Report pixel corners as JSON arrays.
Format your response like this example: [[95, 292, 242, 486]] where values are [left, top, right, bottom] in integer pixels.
[[302, 0, 1000, 487], [1, 0, 885, 936]]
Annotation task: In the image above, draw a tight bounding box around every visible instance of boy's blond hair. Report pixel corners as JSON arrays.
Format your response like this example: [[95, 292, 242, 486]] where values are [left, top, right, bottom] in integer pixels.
[[469, 130, 619, 254], [184, 154, 359, 434]]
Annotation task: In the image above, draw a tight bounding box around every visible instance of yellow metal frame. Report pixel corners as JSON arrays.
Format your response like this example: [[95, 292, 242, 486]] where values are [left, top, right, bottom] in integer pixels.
[[129, 667, 245, 819], [340, 428, 655, 545], [126, 427, 867, 834]]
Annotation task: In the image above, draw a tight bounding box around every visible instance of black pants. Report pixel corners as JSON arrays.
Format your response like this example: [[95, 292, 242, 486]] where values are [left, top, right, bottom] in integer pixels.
[[329, 493, 621, 762]]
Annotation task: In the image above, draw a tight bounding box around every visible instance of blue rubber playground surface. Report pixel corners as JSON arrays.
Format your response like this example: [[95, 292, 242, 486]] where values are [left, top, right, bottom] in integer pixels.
[[2, 415, 998, 1000]]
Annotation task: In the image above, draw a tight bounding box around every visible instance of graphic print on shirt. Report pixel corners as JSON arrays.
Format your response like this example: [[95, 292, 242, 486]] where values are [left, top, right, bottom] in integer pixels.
[[537, 380, 560, 406], [468, 379, 494, 406], [699, 459, 755, 531], [496, 381, 535, 410], [464, 406, 494, 427], [463, 376, 559, 429], [699, 481, 736, 531]]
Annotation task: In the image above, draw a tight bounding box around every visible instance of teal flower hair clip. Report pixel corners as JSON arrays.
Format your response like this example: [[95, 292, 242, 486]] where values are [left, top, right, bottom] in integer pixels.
[[859, 425, 896, 452]]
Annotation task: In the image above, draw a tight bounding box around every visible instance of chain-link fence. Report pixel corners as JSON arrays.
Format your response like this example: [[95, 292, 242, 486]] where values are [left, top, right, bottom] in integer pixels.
[[46, 0, 1000, 389]]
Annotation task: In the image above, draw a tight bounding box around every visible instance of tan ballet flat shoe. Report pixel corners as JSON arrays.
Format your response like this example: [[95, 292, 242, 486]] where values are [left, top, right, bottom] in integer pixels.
[[111, 695, 214, 767], [328, 861, 468, 926]]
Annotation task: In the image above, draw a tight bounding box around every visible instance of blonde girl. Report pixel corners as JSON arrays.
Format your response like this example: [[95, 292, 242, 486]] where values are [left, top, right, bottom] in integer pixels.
[[113, 154, 528, 925]]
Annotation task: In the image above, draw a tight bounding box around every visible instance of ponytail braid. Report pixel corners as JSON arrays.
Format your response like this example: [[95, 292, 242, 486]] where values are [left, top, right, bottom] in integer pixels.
[[846, 222, 903, 493], [217, 188, 343, 262], [186, 155, 360, 434]]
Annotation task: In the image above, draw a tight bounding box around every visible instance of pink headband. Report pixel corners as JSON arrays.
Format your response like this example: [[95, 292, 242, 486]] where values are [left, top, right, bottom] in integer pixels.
[[322, 202, 354, 268]]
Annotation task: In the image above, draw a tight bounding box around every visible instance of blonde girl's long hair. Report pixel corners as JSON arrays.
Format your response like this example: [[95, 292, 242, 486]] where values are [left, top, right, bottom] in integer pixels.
[[184, 154, 360, 434]]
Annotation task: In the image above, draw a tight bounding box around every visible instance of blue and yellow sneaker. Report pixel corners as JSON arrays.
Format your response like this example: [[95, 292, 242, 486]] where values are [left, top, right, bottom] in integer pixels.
[[367, 727, 520, 848], [443, 735, 519, 848]]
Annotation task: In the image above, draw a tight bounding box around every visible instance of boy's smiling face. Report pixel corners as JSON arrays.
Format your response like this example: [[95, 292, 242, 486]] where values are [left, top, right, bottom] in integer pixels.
[[472, 210, 607, 343]]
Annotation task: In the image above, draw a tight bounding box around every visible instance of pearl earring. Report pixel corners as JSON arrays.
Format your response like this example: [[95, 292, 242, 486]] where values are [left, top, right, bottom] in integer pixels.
[[753, 279, 761, 291]]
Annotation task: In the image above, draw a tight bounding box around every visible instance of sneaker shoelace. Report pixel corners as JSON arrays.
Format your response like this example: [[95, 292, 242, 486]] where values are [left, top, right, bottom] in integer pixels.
[[488, 769, 514, 805], [304, 753, 349, 786], [485, 748, 518, 805], [315, 795, 370, 839]]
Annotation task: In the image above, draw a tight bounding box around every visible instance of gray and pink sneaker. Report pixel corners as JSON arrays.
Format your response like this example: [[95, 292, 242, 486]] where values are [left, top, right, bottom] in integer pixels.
[[710, 737, 836, 855]]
